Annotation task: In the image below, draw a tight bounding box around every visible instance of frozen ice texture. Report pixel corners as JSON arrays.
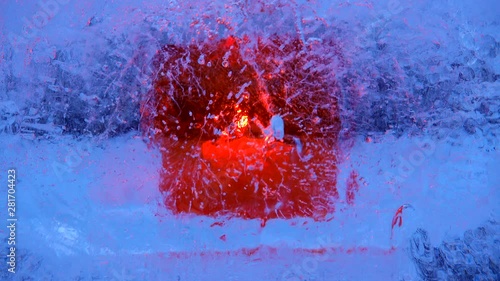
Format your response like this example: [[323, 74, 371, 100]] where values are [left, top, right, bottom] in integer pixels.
[[0, 0, 498, 280], [410, 221, 500, 281]]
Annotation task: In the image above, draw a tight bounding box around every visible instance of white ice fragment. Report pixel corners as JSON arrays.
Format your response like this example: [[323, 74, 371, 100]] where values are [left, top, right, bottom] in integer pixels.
[[198, 54, 205, 65], [57, 225, 79, 242], [275, 202, 283, 209], [302, 61, 313, 70], [236, 97, 245, 105], [78, 93, 100, 103], [235, 81, 252, 99], [223, 50, 231, 61], [20, 122, 62, 134], [293, 137, 303, 155], [302, 154, 313, 162], [306, 37, 322, 44], [270, 115, 284, 140]]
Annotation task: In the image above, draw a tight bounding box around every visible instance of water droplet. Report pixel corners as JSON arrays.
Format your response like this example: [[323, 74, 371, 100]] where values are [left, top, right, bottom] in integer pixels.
[[222, 60, 229, 68]]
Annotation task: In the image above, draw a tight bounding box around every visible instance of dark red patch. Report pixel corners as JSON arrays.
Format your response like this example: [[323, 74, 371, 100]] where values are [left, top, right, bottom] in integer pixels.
[[210, 221, 225, 227], [143, 35, 341, 221], [346, 170, 360, 205]]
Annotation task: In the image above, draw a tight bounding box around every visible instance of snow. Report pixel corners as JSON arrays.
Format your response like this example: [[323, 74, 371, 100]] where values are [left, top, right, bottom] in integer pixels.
[[1, 0, 499, 280]]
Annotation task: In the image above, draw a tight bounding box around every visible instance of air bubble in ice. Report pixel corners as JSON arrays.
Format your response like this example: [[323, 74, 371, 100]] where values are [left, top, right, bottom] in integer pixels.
[[477, 35, 496, 58], [466, 55, 478, 66], [198, 54, 205, 65], [460, 32, 478, 51]]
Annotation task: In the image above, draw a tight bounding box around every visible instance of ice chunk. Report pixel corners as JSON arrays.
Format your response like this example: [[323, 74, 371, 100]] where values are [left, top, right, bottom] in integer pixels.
[[293, 136, 302, 155], [197, 54, 205, 65], [270, 115, 284, 140]]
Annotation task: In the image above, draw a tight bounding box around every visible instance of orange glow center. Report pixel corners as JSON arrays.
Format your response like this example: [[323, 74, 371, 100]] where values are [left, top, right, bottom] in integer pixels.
[[236, 115, 249, 129]]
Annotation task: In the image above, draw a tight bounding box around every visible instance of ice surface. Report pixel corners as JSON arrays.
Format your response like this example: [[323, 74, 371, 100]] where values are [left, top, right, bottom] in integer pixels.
[[0, 0, 499, 280], [1, 131, 498, 280]]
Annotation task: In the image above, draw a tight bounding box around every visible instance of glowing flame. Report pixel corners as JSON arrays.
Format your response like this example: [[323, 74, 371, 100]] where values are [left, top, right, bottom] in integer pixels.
[[237, 115, 249, 129]]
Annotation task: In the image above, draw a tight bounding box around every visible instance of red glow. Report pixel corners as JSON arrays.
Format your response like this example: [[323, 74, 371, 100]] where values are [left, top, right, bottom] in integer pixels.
[[143, 35, 341, 221]]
